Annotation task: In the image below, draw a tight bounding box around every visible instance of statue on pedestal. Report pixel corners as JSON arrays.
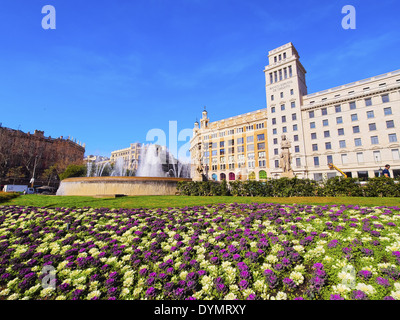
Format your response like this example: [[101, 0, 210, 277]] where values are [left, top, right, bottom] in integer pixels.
[[279, 134, 294, 178], [193, 142, 204, 181]]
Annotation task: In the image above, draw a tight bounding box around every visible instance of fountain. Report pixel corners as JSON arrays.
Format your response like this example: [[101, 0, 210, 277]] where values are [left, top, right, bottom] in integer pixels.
[[56, 144, 192, 196]]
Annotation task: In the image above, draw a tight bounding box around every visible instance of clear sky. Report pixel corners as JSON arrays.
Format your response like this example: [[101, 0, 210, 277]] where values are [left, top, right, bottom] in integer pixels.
[[0, 0, 399, 159]]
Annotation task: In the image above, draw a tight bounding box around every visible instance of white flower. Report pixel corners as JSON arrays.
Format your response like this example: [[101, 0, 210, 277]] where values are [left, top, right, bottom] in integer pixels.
[[272, 291, 287, 300], [293, 245, 304, 253], [55, 295, 67, 300], [331, 284, 351, 296], [120, 288, 130, 297], [390, 291, 400, 300], [224, 292, 237, 300], [355, 283, 376, 296], [290, 271, 304, 285], [40, 287, 55, 298], [0, 288, 10, 296], [266, 254, 278, 264]]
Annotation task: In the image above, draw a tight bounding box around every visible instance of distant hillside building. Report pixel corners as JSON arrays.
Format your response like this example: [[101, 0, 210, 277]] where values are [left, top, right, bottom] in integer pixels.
[[0, 126, 85, 185]]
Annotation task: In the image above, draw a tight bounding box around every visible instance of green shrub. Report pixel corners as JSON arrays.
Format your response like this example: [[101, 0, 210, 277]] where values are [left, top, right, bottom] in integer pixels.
[[363, 177, 400, 197], [58, 164, 87, 181], [0, 192, 20, 203]]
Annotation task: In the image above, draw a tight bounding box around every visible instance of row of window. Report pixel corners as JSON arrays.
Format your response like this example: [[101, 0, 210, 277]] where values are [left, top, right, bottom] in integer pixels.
[[204, 123, 266, 140], [271, 101, 296, 113], [271, 89, 295, 101], [206, 134, 265, 149], [273, 149, 400, 168], [207, 159, 268, 171], [269, 66, 293, 84], [308, 94, 390, 118]]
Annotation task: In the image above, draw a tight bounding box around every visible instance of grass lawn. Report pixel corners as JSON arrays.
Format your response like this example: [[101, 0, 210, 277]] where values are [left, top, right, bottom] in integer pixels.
[[1, 194, 399, 209]]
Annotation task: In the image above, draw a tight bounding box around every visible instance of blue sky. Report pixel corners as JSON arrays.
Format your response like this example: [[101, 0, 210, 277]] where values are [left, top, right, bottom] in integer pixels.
[[0, 0, 399, 158]]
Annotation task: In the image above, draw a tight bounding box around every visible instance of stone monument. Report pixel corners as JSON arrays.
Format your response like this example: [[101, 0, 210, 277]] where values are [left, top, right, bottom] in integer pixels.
[[193, 142, 204, 181], [279, 134, 294, 178]]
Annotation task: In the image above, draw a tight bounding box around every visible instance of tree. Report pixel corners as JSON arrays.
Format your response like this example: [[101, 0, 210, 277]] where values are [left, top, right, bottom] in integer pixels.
[[58, 164, 87, 180]]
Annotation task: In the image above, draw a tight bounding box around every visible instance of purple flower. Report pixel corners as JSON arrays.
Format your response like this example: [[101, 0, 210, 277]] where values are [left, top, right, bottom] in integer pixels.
[[239, 270, 251, 279], [376, 277, 391, 288], [146, 287, 157, 298], [352, 290, 367, 300], [358, 270, 372, 281], [330, 294, 345, 300], [283, 278, 296, 289], [239, 280, 248, 290], [293, 297, 304, 300], [247, 294, 257, 300]]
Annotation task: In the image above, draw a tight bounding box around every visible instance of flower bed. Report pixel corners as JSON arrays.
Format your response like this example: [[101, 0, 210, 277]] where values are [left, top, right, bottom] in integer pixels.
[[0, 203, 400, 300]]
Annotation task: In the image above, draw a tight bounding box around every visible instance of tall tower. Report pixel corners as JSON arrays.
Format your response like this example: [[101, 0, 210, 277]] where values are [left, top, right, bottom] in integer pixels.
[[264, 42, 309, 178], [200, 107, 209, 129]]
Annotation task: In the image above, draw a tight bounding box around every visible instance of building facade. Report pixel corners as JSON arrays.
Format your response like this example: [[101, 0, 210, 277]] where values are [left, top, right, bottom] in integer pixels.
[[110, 142, 142, 171], [190, 108, 268, 181], [0, 126, 85, 185], [192, 42, 400, 180]]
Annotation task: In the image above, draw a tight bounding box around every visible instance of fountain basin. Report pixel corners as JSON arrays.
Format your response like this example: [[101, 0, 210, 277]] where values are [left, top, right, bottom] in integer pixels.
[[56, 176, 192, 196]]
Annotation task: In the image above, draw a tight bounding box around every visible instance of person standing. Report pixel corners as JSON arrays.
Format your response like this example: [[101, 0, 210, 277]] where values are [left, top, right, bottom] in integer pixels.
[[382, 164, 391, 178]]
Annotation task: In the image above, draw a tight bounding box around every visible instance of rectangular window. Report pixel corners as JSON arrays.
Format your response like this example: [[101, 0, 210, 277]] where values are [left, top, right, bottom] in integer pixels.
[[339, 140, 346, 148], [389, 133, 398, 143], [237, 137, 244, 145], [351, 114, 358, 122], [311, 133, 317, 140], [392, 149, 400, 161], [257, 134, 265, 141], [387, 120, 395, 129], [295, 146, 300, 153], [257, 142, 265, 150], [314, 173, 323, 181], [293, 124, 298, 131], [314, 157, 320, 166], [309, 111, 315, 118], [296, 158, 301, 167], [288, 66, 292, 77], [354, 138, 362, 147], [281, 104, 285, 111], [273, 128, 277, 135], [220, 149, 225, 155], [274, 148, 279, 155], [371, 136, 379, 145], [270, 73, 273, 84], [373, 150, 381, 162], [349, 101, 356, 110], [294, 135, 299, 142], [271, 95, 274, 101], [369, 123, 377, 131], [291, 101, 296, 108], [321, 108, 327, 116], [290, 89, 294, 95], [282, 126, 287, 133], [275, 160, 279, 168], [336, 116, 343, 124], [280, 92, 284, 98], [327, 155, 333, 164], [258, 151, 266, 158], [324, 130, 330, 138], [341, 154, 348, 164], [247, 136, 254, 143], [273, 138, 278, 145], [353, 126, 360, 134], [284, 68, 288, 79], [365, 98, 372, 106], [323, 119, 329, 126], [335, 105, 342, 113], [247, 144, 254, 151], [220, 141, 225, 147], [382, 94, 390, 103], [312, 144, 318, 151], [292, 113, 297, 121], [325, 142, 332, 150], [357, 152, 364, 163], [366, 110, 374, 119], [384, 107, 392, 116], [338, 128, 344, 136], [282, 116, 286, 123], [310, 122, 316, 129], [237, 146, 244, 153]]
